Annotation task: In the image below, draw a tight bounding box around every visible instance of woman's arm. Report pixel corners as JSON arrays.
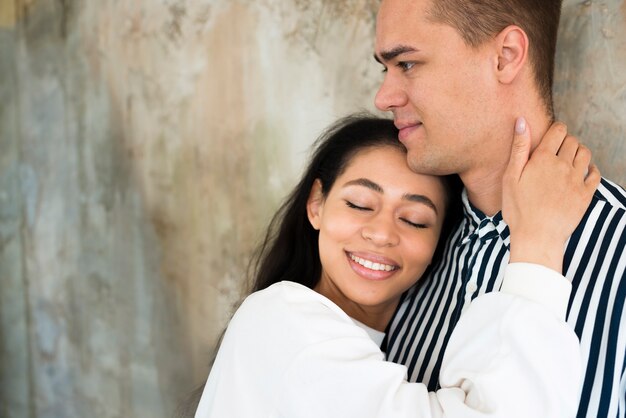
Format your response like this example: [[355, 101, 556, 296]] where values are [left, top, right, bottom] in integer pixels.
[[278, 263, 578, 418]]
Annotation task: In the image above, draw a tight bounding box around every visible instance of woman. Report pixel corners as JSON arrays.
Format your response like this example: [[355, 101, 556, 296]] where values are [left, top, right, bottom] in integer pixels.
[[194, 115, 599, 417]]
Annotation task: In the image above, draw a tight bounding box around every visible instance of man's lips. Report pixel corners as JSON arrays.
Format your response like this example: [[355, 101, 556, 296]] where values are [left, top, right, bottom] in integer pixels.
[[396, 122, 422, 142], [394, 121, 422, 130]]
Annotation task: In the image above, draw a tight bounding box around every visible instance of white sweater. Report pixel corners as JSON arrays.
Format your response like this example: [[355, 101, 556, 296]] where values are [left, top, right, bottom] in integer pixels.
[[196, 263, 581, 418]]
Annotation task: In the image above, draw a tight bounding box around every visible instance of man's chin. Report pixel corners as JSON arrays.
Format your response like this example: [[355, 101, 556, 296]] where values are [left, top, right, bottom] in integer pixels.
[[407, 156, 451, 176]]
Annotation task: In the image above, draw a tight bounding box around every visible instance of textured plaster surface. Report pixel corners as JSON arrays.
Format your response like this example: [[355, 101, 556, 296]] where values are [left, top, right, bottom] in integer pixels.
[[555, 0, 626, 183], [1, 0, 380, 417], [0, 0, 624, 417]]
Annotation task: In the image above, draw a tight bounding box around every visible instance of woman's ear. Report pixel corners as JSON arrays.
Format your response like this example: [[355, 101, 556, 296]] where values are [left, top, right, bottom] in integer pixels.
[[307, 179, 324, 230], [494, 25, 529, 84]]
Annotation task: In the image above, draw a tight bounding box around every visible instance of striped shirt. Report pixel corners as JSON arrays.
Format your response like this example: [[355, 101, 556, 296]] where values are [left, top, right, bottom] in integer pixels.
[[385, 178, 626, 418]]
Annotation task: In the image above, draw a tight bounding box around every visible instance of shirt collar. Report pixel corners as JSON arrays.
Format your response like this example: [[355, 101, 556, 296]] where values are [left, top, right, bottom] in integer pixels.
[[460, 188, 511, 248]]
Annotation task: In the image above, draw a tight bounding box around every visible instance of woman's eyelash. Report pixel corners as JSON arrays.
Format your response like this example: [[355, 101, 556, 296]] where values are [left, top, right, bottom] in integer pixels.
[[346, 201, 371, 211], [345, 201, 427, 228], [402, 218, 427, 229]]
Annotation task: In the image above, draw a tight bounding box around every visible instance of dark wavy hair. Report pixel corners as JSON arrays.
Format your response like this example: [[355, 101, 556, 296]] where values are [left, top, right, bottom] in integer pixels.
[[250, 113, 462, 293]]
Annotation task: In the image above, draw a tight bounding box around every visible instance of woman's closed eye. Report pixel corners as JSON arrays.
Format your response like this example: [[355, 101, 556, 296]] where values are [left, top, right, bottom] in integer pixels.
[[345, 201, 372, 211], [401, 218, 427, 229]]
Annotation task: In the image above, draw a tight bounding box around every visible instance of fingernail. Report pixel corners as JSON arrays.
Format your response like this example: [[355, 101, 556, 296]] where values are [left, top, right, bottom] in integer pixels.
[[515, 117, 526, 135]]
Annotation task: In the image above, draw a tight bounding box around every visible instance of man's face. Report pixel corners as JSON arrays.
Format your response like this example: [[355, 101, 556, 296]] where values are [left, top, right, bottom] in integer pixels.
[[375, 0, 503, 176]]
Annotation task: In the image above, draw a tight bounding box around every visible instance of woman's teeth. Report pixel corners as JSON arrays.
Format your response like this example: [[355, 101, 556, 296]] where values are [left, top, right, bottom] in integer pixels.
[[350, 254, 397, 271]]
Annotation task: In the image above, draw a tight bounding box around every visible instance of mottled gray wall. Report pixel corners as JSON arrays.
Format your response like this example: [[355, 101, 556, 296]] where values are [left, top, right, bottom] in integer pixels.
[[0, 1, 624, 417], [0, 1, 380, 417], [555, 0, 626, 181]]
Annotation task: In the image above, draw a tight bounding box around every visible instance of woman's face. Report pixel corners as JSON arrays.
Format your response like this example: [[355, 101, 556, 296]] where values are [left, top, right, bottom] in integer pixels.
[[307, 145, 447, 330]]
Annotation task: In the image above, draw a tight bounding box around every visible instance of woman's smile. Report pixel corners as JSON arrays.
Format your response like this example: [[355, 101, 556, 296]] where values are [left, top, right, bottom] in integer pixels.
[[346, 251, 399, 281]]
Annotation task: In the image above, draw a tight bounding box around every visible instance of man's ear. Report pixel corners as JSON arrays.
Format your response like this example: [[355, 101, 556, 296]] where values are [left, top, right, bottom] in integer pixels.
[[494, 25, 529, 84], [307, 179, 324, 230]]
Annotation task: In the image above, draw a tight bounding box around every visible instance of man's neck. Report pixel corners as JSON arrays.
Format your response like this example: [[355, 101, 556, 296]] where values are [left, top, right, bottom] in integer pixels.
[[463, 168, 507, 216], [462, 113, 552, 217]]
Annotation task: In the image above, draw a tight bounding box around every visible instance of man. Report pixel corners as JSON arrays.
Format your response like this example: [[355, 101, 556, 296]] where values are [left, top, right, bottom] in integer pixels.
[[373, 1, 626, 417]]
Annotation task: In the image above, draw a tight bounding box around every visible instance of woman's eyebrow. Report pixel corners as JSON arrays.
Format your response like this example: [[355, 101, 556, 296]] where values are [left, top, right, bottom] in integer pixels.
[[343, 178, 383, 193], [343, 178, 438, 215], [402, 193, 438, 215]]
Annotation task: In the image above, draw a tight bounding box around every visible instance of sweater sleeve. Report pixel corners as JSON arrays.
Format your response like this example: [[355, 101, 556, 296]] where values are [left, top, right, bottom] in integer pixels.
[[277, 262, 582, 418]]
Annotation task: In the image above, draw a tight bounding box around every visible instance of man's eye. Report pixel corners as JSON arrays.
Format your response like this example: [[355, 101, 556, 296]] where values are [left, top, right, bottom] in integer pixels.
[[346, 201, 371, 211], [398, 61, 416, 71]]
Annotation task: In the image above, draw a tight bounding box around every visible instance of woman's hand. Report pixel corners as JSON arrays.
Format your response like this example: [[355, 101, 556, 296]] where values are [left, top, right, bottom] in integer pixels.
[[502, 118, 601, 274]]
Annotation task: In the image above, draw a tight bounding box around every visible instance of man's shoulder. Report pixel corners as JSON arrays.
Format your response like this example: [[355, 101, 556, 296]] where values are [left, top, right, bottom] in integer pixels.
[[566, 177, 626, 279], [593, 177, 626, 211], [576, 177, 626, 240]]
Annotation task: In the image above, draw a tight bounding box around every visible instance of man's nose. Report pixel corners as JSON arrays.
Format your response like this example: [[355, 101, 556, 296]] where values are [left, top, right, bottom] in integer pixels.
[[375, 75, 408, 111]]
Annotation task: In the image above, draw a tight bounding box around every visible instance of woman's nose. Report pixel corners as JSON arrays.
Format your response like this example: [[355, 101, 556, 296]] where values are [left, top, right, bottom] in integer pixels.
[[361, 216, 400, 247]]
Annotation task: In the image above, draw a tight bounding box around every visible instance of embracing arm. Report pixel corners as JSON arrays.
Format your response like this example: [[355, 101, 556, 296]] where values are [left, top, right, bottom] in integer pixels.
[[436, 263, 579, 418], [278, 264, 579, 418]]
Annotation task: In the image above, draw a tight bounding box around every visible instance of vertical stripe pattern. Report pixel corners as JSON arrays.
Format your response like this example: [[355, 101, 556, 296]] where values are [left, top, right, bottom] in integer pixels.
[[386, 178, 626, 417]]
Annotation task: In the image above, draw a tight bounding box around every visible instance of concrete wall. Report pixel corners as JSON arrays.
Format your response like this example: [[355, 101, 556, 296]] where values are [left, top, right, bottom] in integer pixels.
[[555, 0, 626, 181], [0, 1, 624, 417]]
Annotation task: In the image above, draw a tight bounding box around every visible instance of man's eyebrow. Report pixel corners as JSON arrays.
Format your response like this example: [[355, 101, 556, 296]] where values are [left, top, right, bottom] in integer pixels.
[[374, 45, 419, 63], [343, 178, 439, 215]]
